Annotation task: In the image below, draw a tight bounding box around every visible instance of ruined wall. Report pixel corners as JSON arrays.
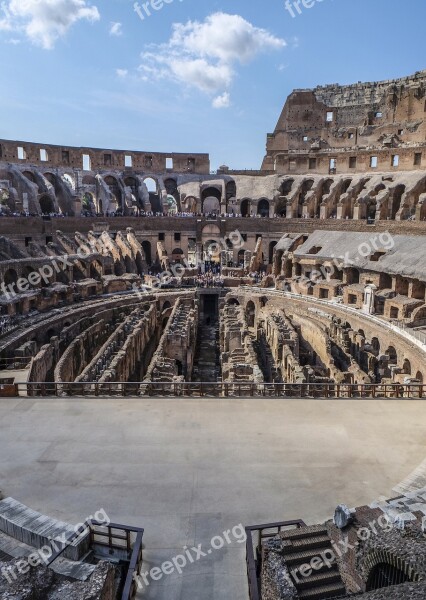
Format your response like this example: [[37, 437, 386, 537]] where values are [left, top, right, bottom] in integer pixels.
[[263, 70, 426, 175]]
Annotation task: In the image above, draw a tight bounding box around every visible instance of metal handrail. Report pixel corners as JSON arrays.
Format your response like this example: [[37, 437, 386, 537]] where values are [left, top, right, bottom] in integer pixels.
[[12, 381, 426, 399], [246, 520, 306, 600]]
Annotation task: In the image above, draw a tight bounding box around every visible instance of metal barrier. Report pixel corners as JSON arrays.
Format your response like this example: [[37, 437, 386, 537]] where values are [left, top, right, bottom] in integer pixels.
[[246, 520, 306, 600], [89, 521, 144, 600], [12, 381, 426, 398], [46, 520, 144, 600]]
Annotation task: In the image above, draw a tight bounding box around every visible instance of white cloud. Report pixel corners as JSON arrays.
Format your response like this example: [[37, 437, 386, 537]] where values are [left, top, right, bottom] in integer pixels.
[[0, 0, 100, 49], [212, 92, 230, 109], [140, 12, 285, 108], [109, 21, 122, 37], [116, 68, 128, 78]]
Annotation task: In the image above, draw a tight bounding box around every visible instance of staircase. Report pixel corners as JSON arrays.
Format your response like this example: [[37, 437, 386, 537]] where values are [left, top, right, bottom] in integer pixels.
[[281, 525, 346, 600]]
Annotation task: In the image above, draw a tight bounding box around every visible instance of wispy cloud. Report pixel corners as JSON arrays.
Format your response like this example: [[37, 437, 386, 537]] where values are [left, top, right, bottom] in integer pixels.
[[139, 12, 286, 108], [109, 21, 122, 37], [212, 92, 231, 109], [0, 0, 100, 49]]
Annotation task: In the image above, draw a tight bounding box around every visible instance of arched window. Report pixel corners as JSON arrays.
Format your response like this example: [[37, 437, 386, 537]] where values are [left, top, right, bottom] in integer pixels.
[[257, 199, 270, 217]]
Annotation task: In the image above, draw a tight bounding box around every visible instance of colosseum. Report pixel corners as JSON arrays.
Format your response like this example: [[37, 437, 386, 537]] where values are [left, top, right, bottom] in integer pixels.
[[0, 70, 426, 600]]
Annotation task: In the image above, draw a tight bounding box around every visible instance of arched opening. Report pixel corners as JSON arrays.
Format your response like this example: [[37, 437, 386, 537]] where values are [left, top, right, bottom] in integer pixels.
[[226, 181, 236, 201], [142, 241, 152, 266], [202, 187, 221, 215], [366, 562, 413, 591], [164, 178, 180, 212], [144, 177, 162, 213], [82, 192, 94, 213], [245, 301, 256, 328], [275, 197, 287, 217], [257, 199, 270, 217], [22, 171, 36, 183], [124, 176, 138, 196], [104, 176, 122, 213], [45, 328, 57, 343], [227, 298, 240, 306], [415, 371, 423, 382], [124, 255, 134, 273], [380, 273, 393, 289], [280, 179, 294, 196], [4, 268, 18, 291], [269, 241, 277, 264], [39, 195, 55, 214], [386, 346, 398, 365], [172, 248, 184, 263], [241, 199, 250, 217], [402, 359, 412, 375], [90, 260, 103, 280], [346, 268, 360, 284], [371, 337, 380, 355]]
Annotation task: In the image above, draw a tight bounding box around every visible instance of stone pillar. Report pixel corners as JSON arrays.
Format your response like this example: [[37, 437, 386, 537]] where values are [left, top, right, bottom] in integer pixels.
[[363, 284, 377, 314]]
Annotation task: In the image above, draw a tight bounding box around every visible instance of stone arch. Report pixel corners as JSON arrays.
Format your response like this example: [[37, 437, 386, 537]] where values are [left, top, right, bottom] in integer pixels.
[[164, 178, 180, 211], [226, 180, 237, 201], [371, 337, 380, 355], [104, 175, 122, 213], [202, 187, 221, 214], [4, 268, 18, 290], [22, 170, 36, 183], [346, 268, 360, 284], [269, 241, 278, 264], [402, 358, 412, 375], [143, 177, 162, 213], [90, 260, 103, 280], [39, 195, 55, 214], [241, 198, 250, 217], [172, 248, 184, 263], [142, 241, 152, 266], [275, 197, 287, 216], [257, 198, 270, 217], [227, 298, 240, 306], [386, 345, 398, 365], [280, 178, 294, 195], [245, 300, 256, 328], [364, 550, 419, 591]]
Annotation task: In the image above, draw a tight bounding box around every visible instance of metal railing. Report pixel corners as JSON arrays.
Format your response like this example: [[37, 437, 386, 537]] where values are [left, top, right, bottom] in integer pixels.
[[89, 521, 144, 600], [12, 381, 426, 398], [246, 520, 306, 600], [46, 520, 144, 600]]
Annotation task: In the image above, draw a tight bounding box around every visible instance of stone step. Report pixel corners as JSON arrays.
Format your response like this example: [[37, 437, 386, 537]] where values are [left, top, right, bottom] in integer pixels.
[[283, 535, 332, 554], [296, 569, 342, 590], [284, 548, 336, 567], [298, 582, 346, 600], [282, 525, 328, 541]]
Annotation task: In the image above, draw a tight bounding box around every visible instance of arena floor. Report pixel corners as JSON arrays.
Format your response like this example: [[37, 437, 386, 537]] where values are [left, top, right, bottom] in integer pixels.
[[0, 397, 425, 599]]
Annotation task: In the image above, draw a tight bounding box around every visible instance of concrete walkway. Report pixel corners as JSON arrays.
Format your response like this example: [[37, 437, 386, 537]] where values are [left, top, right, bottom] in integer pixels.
[[0, 397, 425, 599]]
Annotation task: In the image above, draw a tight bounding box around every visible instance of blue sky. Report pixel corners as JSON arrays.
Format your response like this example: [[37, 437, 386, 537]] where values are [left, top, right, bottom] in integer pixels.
[[0, 0, 425, 169]]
